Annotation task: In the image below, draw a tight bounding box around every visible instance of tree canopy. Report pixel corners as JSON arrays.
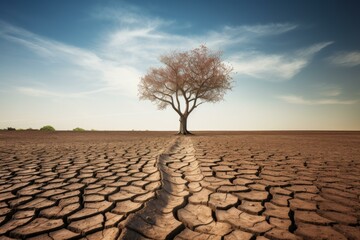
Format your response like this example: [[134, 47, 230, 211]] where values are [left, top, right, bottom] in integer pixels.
[[139, 45, 233, 134]]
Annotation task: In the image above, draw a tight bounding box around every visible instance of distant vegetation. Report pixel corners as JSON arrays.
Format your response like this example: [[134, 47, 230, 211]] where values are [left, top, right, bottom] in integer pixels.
[[73, 127, 85, 131], [0, 126, 94, 131], [1, 127, 39, 131], [40, 125, 55, 131]]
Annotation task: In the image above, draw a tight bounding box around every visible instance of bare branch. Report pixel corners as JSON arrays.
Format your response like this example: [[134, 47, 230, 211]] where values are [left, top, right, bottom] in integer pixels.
[[138, 45, 233, 127]]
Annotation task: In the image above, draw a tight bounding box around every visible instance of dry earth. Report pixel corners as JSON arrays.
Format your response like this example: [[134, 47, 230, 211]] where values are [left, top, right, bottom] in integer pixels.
[[0, 131, 359, 240]]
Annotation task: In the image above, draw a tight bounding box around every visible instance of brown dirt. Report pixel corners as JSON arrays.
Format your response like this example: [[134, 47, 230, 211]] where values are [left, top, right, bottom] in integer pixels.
[[0, 131, 359, 239]]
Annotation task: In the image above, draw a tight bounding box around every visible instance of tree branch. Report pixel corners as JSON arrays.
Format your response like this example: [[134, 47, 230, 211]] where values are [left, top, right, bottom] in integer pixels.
[[175, 89, 181, 114]]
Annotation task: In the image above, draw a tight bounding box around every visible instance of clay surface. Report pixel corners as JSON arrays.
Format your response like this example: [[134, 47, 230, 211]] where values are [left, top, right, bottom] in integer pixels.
[[0, 131, 359, 239]]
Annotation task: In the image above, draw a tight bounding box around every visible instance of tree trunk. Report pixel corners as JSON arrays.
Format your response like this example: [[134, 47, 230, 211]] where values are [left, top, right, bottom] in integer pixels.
[[178, 115, 191, 135]]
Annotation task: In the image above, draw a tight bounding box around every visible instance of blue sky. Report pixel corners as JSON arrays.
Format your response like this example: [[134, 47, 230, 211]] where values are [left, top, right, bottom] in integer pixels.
[[0, 0, 359, 130]]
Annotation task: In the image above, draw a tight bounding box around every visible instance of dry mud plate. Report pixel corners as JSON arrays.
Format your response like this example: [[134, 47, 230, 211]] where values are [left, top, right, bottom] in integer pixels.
[[0, 131, 359, 240]]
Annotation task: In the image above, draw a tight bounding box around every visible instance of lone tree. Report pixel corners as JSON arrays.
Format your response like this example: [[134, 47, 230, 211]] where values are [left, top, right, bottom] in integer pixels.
[[139, 45, 233, 135]]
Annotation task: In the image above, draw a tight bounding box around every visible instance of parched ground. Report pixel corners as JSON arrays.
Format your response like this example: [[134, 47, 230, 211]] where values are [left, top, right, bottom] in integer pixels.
[[0, 131, 359, 240]]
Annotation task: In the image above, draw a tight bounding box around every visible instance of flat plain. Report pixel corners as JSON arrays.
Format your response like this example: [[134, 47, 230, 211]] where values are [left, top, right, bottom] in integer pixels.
[[0, 131, 359, 240]]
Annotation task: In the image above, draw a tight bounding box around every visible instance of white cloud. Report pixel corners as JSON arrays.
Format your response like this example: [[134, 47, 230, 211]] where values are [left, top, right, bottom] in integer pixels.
[[241, 23, 298, 35], [101, 20, 299, 68], [0, 8, 324, 98], [296, 42, 333, 57], [0, 21, 141, 96], [229, 42, 333, 81], [278, 95, 357, 105], [230, 53, 307, 80], [16, 86, 116, 98], [329, 51, 360, 67], [320, 86, 342, 97], [95, 8, 299, 70]]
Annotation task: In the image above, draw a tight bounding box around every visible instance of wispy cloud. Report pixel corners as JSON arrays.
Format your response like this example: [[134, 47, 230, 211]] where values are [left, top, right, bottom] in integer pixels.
[[0, 7, 328, 98], [0, 20, 141, 96], [278, 95, 357, 105], [100, 17, 299, 69], [246, 23, 297, 33], [229, 42, 333, 81], [16, 86, 116, 98], [320, 86, 342, 97], [100, 16, 324, 83], [93, 7, 300, 73], [329, 51, 360, 67]]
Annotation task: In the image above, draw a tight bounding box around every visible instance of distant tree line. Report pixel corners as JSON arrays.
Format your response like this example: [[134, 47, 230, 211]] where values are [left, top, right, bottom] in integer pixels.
[[1, 126, 88, 131]]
